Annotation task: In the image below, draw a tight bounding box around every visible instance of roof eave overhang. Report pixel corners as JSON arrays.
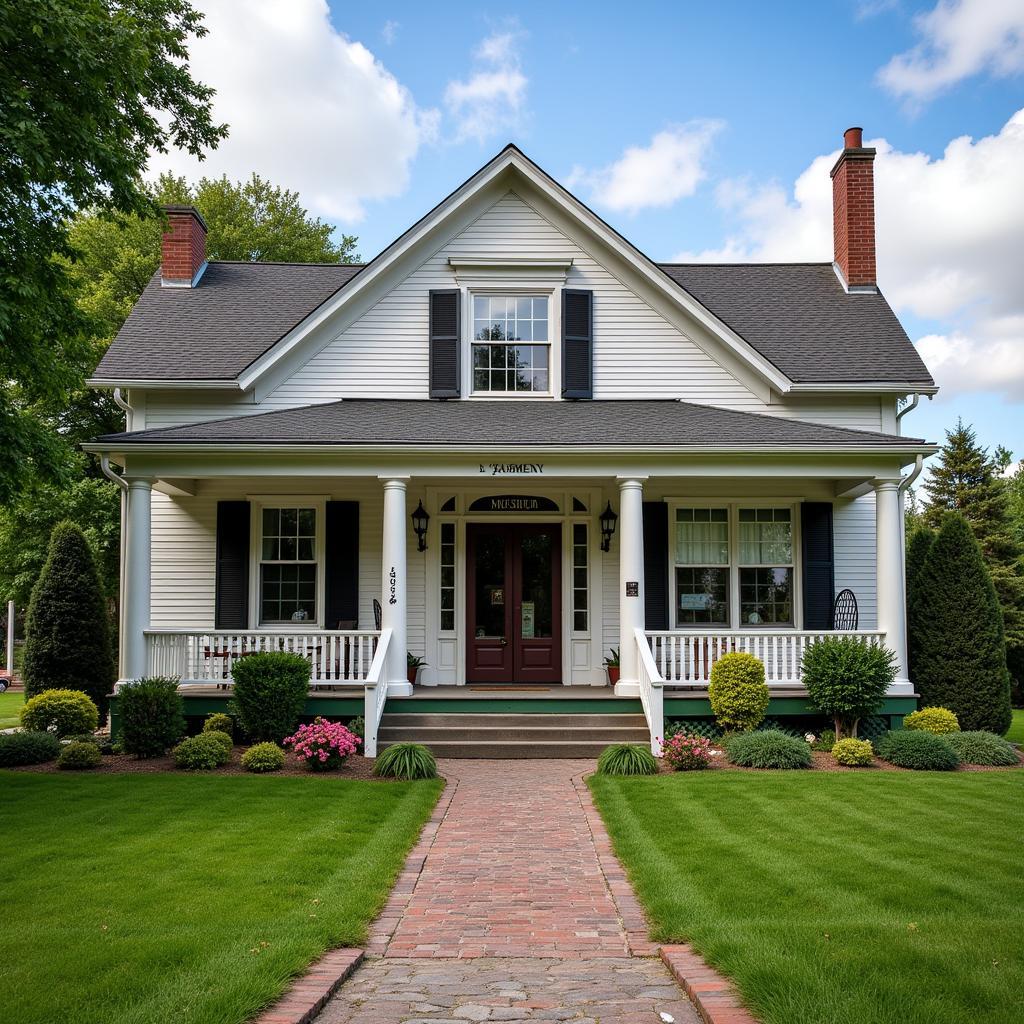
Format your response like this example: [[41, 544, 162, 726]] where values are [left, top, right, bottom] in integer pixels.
[[86, 377, 244, 391], [786, 382, 939, 395]]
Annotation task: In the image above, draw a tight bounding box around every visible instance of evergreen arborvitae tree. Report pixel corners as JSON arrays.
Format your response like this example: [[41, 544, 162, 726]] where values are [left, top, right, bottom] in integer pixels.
[[923, 421, 1024, 697], [906, 525, 935, 687], [23, 522, 115, 719], [911, 512, 1011, 734]]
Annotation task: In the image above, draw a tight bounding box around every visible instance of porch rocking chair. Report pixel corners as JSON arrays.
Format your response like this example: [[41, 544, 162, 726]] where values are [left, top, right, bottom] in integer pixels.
[[831, 589, 859, 630]]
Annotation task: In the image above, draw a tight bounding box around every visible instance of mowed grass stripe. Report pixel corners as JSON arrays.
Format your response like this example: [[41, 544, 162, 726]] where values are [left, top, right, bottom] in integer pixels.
[[590, 771, 1024, 1024], [0, 772, 442, 1024]]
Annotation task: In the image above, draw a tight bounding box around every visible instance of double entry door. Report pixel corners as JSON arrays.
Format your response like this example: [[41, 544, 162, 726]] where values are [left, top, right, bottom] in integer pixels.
[[466, 523, 562, 684]]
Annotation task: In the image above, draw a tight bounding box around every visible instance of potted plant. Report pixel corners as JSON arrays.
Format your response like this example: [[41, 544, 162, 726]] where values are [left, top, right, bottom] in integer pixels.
[[603, 647, 620, 685], [407, 652, 426, 685]]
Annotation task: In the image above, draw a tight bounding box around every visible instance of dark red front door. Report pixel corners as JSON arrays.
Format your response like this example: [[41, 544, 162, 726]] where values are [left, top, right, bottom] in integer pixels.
[[466, 524, 562, 684]]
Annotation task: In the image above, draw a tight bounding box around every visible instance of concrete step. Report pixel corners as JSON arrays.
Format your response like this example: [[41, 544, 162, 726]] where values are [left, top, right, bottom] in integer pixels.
[[377, 725, 650, 743], [377, 738, 637, 759], [380, 712, 647, 728]]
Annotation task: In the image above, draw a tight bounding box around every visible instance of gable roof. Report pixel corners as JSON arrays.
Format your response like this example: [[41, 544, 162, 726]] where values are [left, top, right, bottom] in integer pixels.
[[92, 398, 930, 452]]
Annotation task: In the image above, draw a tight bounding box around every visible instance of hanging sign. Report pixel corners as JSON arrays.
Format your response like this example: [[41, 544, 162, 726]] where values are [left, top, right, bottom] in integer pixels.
[[468, 495, 560, 513]]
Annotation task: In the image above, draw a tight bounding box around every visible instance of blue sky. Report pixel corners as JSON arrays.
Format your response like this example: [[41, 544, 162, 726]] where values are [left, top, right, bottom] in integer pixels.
[[155, 0, 1024, 462]]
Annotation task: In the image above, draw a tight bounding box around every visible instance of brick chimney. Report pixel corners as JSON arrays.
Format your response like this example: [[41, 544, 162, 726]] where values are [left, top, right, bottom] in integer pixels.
[[161, 205, 208, 287], [830, 126, 876, 290]]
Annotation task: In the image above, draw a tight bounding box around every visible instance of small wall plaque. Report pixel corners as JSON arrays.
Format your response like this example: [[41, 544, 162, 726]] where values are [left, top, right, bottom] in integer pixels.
[[625, 581, 639, 597]]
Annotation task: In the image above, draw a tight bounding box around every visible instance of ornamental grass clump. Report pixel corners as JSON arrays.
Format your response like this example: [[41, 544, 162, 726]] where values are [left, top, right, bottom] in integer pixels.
[[21, 688, 99, 738], [240, 742, 286, 773], [831, 737, 875, 767], [708, 652, 769, 733], [662, 732, 717, 771], [945, 730, 1018, 767], [725, 729, 812, 769], [596, 743, 657, 776], [57, 740, 103, 770], [374, 742, 438, 779], [903, 707, 960, 735], [284, 717, 360, 771], [876, 729, 959, 771]]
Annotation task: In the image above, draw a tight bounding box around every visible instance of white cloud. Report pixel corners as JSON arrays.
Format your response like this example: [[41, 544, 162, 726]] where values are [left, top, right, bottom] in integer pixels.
[[444, 30, 528, 143], [672, 109, 1024, 402], [878, 0, 1024, 102], [148, 0, 438, 222], [566, 122, 723, 214], [382, 19, 399, 45]]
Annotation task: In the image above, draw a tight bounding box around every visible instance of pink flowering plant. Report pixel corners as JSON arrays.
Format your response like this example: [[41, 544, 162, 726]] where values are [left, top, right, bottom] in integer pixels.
[[662, 732, 717, 771], [283, 717, 361, 771]]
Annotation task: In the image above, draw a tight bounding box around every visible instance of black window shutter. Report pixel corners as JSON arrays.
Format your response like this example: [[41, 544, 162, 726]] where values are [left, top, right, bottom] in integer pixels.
[[801, 502, 835, 629], [562, 289, 593, 399], [429, 289, 460, 398], [324, 501, 360, 627], [642, 501, 669, 630], [215, 501, 250, 629]]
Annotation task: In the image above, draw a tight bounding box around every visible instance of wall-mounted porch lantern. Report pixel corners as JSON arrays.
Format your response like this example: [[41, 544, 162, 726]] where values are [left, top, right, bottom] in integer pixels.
[[600, 500, 618, 552], [411, 500, 430, 551]]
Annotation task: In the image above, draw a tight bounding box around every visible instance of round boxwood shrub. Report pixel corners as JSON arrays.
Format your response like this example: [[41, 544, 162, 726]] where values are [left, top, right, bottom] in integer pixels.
[[229, 652, 309, 743], [241, 742, 286, 773], [374, 742, 439, 779], [876, 730, 959, 771], [173, 733, 231, 771], [21, 688, 99, 737], [57, 740, 103, 770], [0, 731, 60, 767], [831, 737, 875, 767], [708, 653, 769, 733], [119, 676, 185, 757], [903, 706, 959, 735], [725, 729, 812, 769], [203, 713, 235, 737], [945, 730, 1018, 767], [203, 729, 234, 758], [802, 637, 897, 738], [596, 742, 657, 776]]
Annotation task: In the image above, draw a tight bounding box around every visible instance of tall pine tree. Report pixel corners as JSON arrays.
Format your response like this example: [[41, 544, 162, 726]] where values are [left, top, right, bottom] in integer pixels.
[[923, 421, 1024, 697]]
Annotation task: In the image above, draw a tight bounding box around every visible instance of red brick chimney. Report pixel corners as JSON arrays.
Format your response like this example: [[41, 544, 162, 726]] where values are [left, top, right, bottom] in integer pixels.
[[161, 205, 208, 287], [830, 126, 876, 290]]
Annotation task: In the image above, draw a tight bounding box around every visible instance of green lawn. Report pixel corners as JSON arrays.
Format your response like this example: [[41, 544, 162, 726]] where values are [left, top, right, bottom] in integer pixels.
[[1006, 709, 1024, 744], [0, 690, 24, 729], [0, 772, 442, 1024], [591, 771, 1024, 1024]]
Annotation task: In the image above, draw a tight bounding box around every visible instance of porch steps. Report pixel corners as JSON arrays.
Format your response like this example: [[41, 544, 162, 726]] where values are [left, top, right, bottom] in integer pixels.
[[377, 711, 650, 759]]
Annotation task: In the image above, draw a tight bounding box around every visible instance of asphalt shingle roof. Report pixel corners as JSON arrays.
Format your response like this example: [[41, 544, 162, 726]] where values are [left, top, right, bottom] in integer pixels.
[[91, 260, 933, 387], [96, 399, 925, 448]]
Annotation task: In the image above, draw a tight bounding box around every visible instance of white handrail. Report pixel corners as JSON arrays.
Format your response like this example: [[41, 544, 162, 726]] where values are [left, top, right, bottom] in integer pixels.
[[362, 628, 392, 757], [634, 627, 664, 756]]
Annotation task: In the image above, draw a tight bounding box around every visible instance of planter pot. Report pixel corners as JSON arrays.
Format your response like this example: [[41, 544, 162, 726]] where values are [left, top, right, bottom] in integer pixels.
[[606, 666, 620, 685], [408, 666, 421, 685]]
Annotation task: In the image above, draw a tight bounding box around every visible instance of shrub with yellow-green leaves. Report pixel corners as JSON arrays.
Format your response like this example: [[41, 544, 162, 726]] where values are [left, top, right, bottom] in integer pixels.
[[708, 652, 769, 733]]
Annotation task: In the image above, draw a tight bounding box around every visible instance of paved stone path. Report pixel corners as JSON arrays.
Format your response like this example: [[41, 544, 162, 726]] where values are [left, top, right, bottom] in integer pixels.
[[314, 760, 702, 1024]]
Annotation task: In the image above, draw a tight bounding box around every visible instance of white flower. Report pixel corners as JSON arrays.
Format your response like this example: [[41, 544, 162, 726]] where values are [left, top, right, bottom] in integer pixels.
[[805, 732, 816, 744]]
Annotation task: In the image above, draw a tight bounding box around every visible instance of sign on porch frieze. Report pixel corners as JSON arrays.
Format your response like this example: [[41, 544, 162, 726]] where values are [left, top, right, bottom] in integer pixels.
[[479, 461, 544, 475]]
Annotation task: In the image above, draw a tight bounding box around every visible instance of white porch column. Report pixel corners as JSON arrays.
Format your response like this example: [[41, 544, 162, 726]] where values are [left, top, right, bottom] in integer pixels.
[[616, 477, 647, 696], [874, 480, 912, 694], [123, 478, 152, 680], [381, 477, 412, 696]]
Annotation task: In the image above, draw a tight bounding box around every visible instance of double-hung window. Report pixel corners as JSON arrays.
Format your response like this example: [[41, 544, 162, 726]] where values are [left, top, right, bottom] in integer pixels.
[[674, 508, 730, 625], [471, 295, 550, 393], [738, 508, 793, 625], [259, 506, 318, 624]]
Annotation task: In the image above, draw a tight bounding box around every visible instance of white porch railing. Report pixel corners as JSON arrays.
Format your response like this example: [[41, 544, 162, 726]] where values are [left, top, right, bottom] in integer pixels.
[[644, 629, 887, 688], [143, 629, 380, 686], [634, 627, 664, 756], [361, 628, 392, 757]]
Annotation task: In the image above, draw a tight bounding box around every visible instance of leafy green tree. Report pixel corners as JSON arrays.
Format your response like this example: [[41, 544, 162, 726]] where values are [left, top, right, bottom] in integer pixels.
[[23, 522, 116, 719], [0, 0, 225, 505], [911, 513, 1011, 734]]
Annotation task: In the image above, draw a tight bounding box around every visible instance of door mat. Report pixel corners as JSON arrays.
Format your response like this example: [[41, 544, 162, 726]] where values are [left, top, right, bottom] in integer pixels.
[[467, 686, 552, 692]]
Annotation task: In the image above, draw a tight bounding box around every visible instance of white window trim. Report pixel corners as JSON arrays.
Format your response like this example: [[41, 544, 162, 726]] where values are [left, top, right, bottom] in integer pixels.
[[248, 496, 327, 630], [668, 500, 802, 630], [462, 286, 561, 399]]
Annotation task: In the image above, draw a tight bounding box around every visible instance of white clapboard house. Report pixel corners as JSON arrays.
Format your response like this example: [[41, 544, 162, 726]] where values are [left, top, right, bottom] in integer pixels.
[[88, 128, 936, 756]]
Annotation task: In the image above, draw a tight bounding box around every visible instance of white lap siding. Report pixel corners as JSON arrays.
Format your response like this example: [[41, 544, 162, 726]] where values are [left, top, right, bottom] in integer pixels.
[[833, 494, 878, 629]]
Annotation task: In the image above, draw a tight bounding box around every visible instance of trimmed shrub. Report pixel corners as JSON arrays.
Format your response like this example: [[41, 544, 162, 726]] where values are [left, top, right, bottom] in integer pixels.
[[229, 652, 309, 743], [903, 707, 960, 735], [831, 737, 874, 767], [0, 731, 60, 767], [67, 732, 101, 746], [203, 713, 235, 737], [661, 732, 716, 771], [57, 740, 103, 770], [203, 729, 234, 758], [284, 718, 360, 771], [120, 676, 185, 757], [708, 653, 769, 733], [173, 733, 230, 770], [946, 730, 1018, 767], [241, 742, 286, 773], [725, 729, 812, 769], [876, 730, 959, 771], [596, 743, 657, 776], [911, 513, 1012, 734], [802, 637, 897, 738], [22, 522, 115, 720], [21, 688, 98, 737], [374, 742, 438, 780]]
